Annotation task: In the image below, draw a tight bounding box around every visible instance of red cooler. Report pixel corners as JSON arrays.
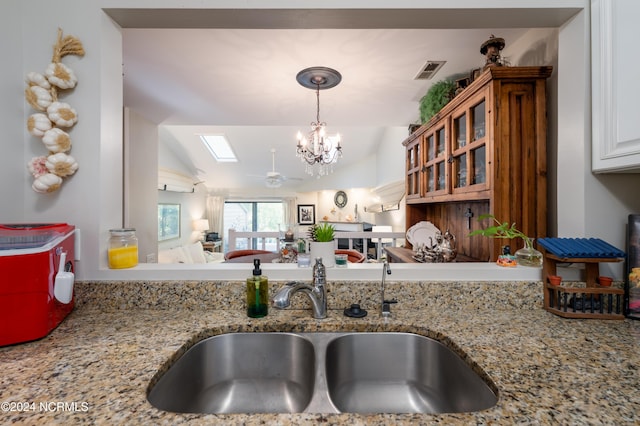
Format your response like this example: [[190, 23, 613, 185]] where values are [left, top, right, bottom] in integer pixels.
[[0, 223, 76, 346]]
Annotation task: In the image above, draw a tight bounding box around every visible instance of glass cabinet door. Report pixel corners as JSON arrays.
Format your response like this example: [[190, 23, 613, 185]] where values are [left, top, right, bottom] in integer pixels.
[[451, 91, 488, 194], [436, 161, 446, 191], [426, 134, 435, 162], [408, 144, 416, 169], [472, 100, 486, 142], [472, 145, 486, 185], [454, 153, 467, 188], [437, 128, 446, 157], [405, 87, 489, 202], [453, 113, 467, 149], [424, 123, 447, 197], [468, 98, 487, 188], [405, 138, 422, 198], [427, 165, 435, 192]]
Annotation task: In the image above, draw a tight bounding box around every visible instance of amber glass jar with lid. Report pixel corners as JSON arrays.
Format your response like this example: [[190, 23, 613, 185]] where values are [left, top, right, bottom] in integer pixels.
[[108, 228, 138, 269]]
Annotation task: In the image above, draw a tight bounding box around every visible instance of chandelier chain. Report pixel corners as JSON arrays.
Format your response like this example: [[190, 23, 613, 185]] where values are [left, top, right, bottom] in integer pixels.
[[316, 84, 320, 124]]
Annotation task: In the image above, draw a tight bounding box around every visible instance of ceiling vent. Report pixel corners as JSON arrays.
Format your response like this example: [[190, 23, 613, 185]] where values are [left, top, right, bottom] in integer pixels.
[[414, 61, 446, 80]]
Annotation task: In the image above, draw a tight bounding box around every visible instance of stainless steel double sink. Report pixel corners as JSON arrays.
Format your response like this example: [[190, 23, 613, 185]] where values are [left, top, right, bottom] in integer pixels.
[[147, 332, 498, 414]]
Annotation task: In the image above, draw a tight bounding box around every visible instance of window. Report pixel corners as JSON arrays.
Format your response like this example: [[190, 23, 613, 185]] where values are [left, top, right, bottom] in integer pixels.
[[158, 203, 180, 241], [223, 201, 284, 251], [199, 134, 237, 162]]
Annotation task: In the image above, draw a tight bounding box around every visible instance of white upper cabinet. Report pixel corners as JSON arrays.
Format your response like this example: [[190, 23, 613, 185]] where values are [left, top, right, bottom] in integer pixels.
[[592, 0, 640, 172]]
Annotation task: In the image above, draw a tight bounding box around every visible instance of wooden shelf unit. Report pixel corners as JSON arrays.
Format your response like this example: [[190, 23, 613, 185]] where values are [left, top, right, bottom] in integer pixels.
[[403, 66, 552, 261], [542, 250, 625, 320]]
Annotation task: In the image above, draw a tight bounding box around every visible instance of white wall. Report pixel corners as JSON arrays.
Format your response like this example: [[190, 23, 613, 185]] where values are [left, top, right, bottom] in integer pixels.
[[96, 13, 126, 277], [157, 122, 209, 252], [1, 1, 23, 220], [125, 108, 158, 262], [5, 2, 123, 280], [158, 128, 194, 175], [157, 187, 208, 251], [376, 126, 407, 187], [314, 188, 375, 225], [296, 151, 379, 193], [557, 9, 640, 277], [296, 125, 406, 193], [371, 198, 406, 233], [8, 1, 638, 280]]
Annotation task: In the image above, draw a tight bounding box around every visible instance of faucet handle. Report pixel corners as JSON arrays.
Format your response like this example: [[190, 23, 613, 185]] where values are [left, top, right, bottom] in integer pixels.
[[313, 257, 326, 281], [382, 299, 397, 316]]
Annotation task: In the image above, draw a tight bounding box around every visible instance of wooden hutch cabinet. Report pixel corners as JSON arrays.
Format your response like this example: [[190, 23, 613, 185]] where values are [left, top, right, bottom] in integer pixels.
[[403, 66, 553, 261]]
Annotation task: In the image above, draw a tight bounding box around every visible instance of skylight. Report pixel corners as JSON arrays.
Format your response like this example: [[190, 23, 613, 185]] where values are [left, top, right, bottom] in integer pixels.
[[199, 134, 237, 162]]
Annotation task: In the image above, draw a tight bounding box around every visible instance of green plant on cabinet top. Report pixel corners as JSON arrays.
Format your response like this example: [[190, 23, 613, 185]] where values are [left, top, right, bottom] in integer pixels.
[[419, 79, 456, 124]]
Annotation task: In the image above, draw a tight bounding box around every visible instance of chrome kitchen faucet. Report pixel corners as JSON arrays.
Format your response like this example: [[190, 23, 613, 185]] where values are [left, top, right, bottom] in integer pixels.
[[272, 257, 327, 319]]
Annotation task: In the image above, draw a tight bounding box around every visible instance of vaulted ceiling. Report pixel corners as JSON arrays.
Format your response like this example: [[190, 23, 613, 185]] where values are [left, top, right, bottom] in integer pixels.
[[111, 7, 578, 192]]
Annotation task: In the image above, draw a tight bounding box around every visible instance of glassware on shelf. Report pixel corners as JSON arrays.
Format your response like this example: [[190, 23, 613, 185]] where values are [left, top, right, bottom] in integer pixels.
[[474, 125, 485, 140], [455, 154, 467, 188], [472, 101, 486, 141], [427, 135, 434, 160], [437, 128, 445, 156], [437, 163, 445, 190], [427, 167, 434, 192], [472, 146, 486, 184], [457, 169, 467, 187], [454, 113, 466, 149], [473, 169, 485, 185]]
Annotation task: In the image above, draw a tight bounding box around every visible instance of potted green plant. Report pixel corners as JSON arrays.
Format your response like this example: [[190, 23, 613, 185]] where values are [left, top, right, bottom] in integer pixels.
[[468, 214, 542, 267], [308, 223, 336, 267], [419, 79, 456, 124], [308, 223, 335, 242]]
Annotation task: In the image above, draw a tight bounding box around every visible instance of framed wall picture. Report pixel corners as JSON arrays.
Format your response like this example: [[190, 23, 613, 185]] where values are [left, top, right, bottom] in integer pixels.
[[297, 204, 315, 225], [158, 203, 181, 241]]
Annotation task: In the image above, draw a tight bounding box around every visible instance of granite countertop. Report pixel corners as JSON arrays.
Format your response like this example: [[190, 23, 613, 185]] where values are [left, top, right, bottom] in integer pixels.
[[1, 280, 639, 425]]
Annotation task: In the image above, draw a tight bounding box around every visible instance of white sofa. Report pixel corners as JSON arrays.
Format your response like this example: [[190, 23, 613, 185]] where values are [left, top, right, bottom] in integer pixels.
[[158, 241, 224, 264]]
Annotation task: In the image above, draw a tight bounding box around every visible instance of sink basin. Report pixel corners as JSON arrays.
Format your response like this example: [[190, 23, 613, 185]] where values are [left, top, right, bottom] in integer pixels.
[[325, 332, 498, 414], [147, 332, 316, 414], [148, 332, 497, 414]]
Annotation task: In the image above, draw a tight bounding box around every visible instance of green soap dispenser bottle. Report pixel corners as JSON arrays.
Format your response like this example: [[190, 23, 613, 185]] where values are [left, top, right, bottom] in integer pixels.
[[247, 258, 268, 318]]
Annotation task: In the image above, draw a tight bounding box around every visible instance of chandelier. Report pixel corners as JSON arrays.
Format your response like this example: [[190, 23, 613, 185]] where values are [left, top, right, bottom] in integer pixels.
[[295, 67, 343, 176]]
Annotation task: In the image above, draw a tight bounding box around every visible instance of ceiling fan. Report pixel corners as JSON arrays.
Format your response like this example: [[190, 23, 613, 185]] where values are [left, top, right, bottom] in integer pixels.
[[250, 149, 302, 188]]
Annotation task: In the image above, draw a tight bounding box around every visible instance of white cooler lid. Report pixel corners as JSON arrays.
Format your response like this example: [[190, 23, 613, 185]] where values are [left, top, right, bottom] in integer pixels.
[[0, 223, 74, 255]]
